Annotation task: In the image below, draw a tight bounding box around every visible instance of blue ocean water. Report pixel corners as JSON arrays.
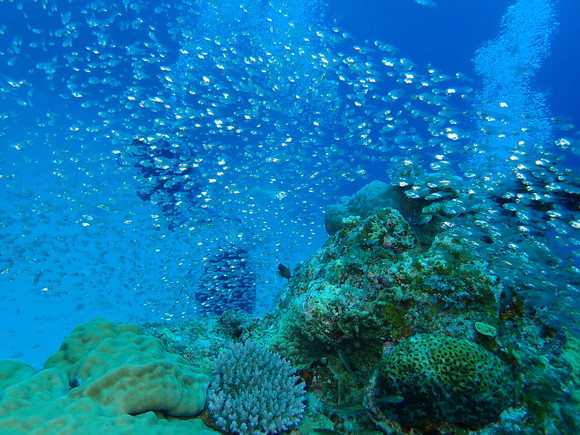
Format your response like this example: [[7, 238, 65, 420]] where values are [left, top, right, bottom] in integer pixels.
[[0, 1, 578, 429], [334, 0, 580, 129]]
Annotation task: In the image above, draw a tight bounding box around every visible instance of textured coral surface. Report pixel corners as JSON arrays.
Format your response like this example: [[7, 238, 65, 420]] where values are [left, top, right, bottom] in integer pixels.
[[376, 333, 515, 430], [208, 341, 306, 434], [0, 319, 214, 435]]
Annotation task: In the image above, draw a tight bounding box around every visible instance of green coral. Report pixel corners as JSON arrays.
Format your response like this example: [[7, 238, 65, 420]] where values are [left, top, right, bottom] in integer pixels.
[[376, 333, 515, 430]]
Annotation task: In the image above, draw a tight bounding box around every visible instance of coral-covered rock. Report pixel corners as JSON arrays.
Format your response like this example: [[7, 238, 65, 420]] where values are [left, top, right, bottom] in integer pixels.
[[249, 207, 504, 417], [264, 208, 501, 352], [359, 208, 417, 253]]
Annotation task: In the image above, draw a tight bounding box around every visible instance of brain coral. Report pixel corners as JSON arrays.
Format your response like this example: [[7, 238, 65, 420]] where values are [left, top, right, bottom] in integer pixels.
[[375, 333, 515, 430]]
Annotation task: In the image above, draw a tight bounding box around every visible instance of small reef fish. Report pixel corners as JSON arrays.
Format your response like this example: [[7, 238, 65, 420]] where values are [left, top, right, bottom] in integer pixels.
[[277, 263, 291, 280], [337, 348, 356, 373], [376, 394, 406, 405], [414, 0, 437, 7]]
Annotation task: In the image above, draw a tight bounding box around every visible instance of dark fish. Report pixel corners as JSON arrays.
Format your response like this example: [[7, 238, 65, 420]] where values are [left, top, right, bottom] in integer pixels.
[[277, 263, 291, 279], [33, 271, 43, 286], [376, 395, 405, 405], [338, 348, 356, 373]]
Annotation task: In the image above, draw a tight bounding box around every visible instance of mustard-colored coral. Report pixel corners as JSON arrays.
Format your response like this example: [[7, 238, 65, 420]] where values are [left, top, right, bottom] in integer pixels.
[[0, 360, 36, 391], [45, 319, 209, 417], [0, 319, 215, 435]]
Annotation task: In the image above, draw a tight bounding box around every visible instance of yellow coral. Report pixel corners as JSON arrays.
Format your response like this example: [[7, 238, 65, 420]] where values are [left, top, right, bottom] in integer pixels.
[[0, 319, 215, 434]]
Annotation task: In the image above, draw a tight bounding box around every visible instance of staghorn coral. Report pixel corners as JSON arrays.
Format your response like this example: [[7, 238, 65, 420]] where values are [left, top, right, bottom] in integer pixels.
[[207, 341, 306, 435]]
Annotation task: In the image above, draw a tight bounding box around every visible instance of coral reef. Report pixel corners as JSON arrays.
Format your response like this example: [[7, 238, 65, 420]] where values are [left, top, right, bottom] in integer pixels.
[[239, 206, 576, 434], [207, 341, 306, 434], [258, 207, 501, 359], [1, 205, 577, 434], [324, 180, 410, 235]]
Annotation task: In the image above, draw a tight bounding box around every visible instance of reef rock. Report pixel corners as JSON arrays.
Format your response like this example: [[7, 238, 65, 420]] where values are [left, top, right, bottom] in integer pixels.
[[324, 180, 410, 235], [251, 206, 506, 425]]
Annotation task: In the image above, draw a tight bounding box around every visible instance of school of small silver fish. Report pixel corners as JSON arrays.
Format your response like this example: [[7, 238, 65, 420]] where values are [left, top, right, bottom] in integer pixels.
[[0, 0, 578, 365]]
